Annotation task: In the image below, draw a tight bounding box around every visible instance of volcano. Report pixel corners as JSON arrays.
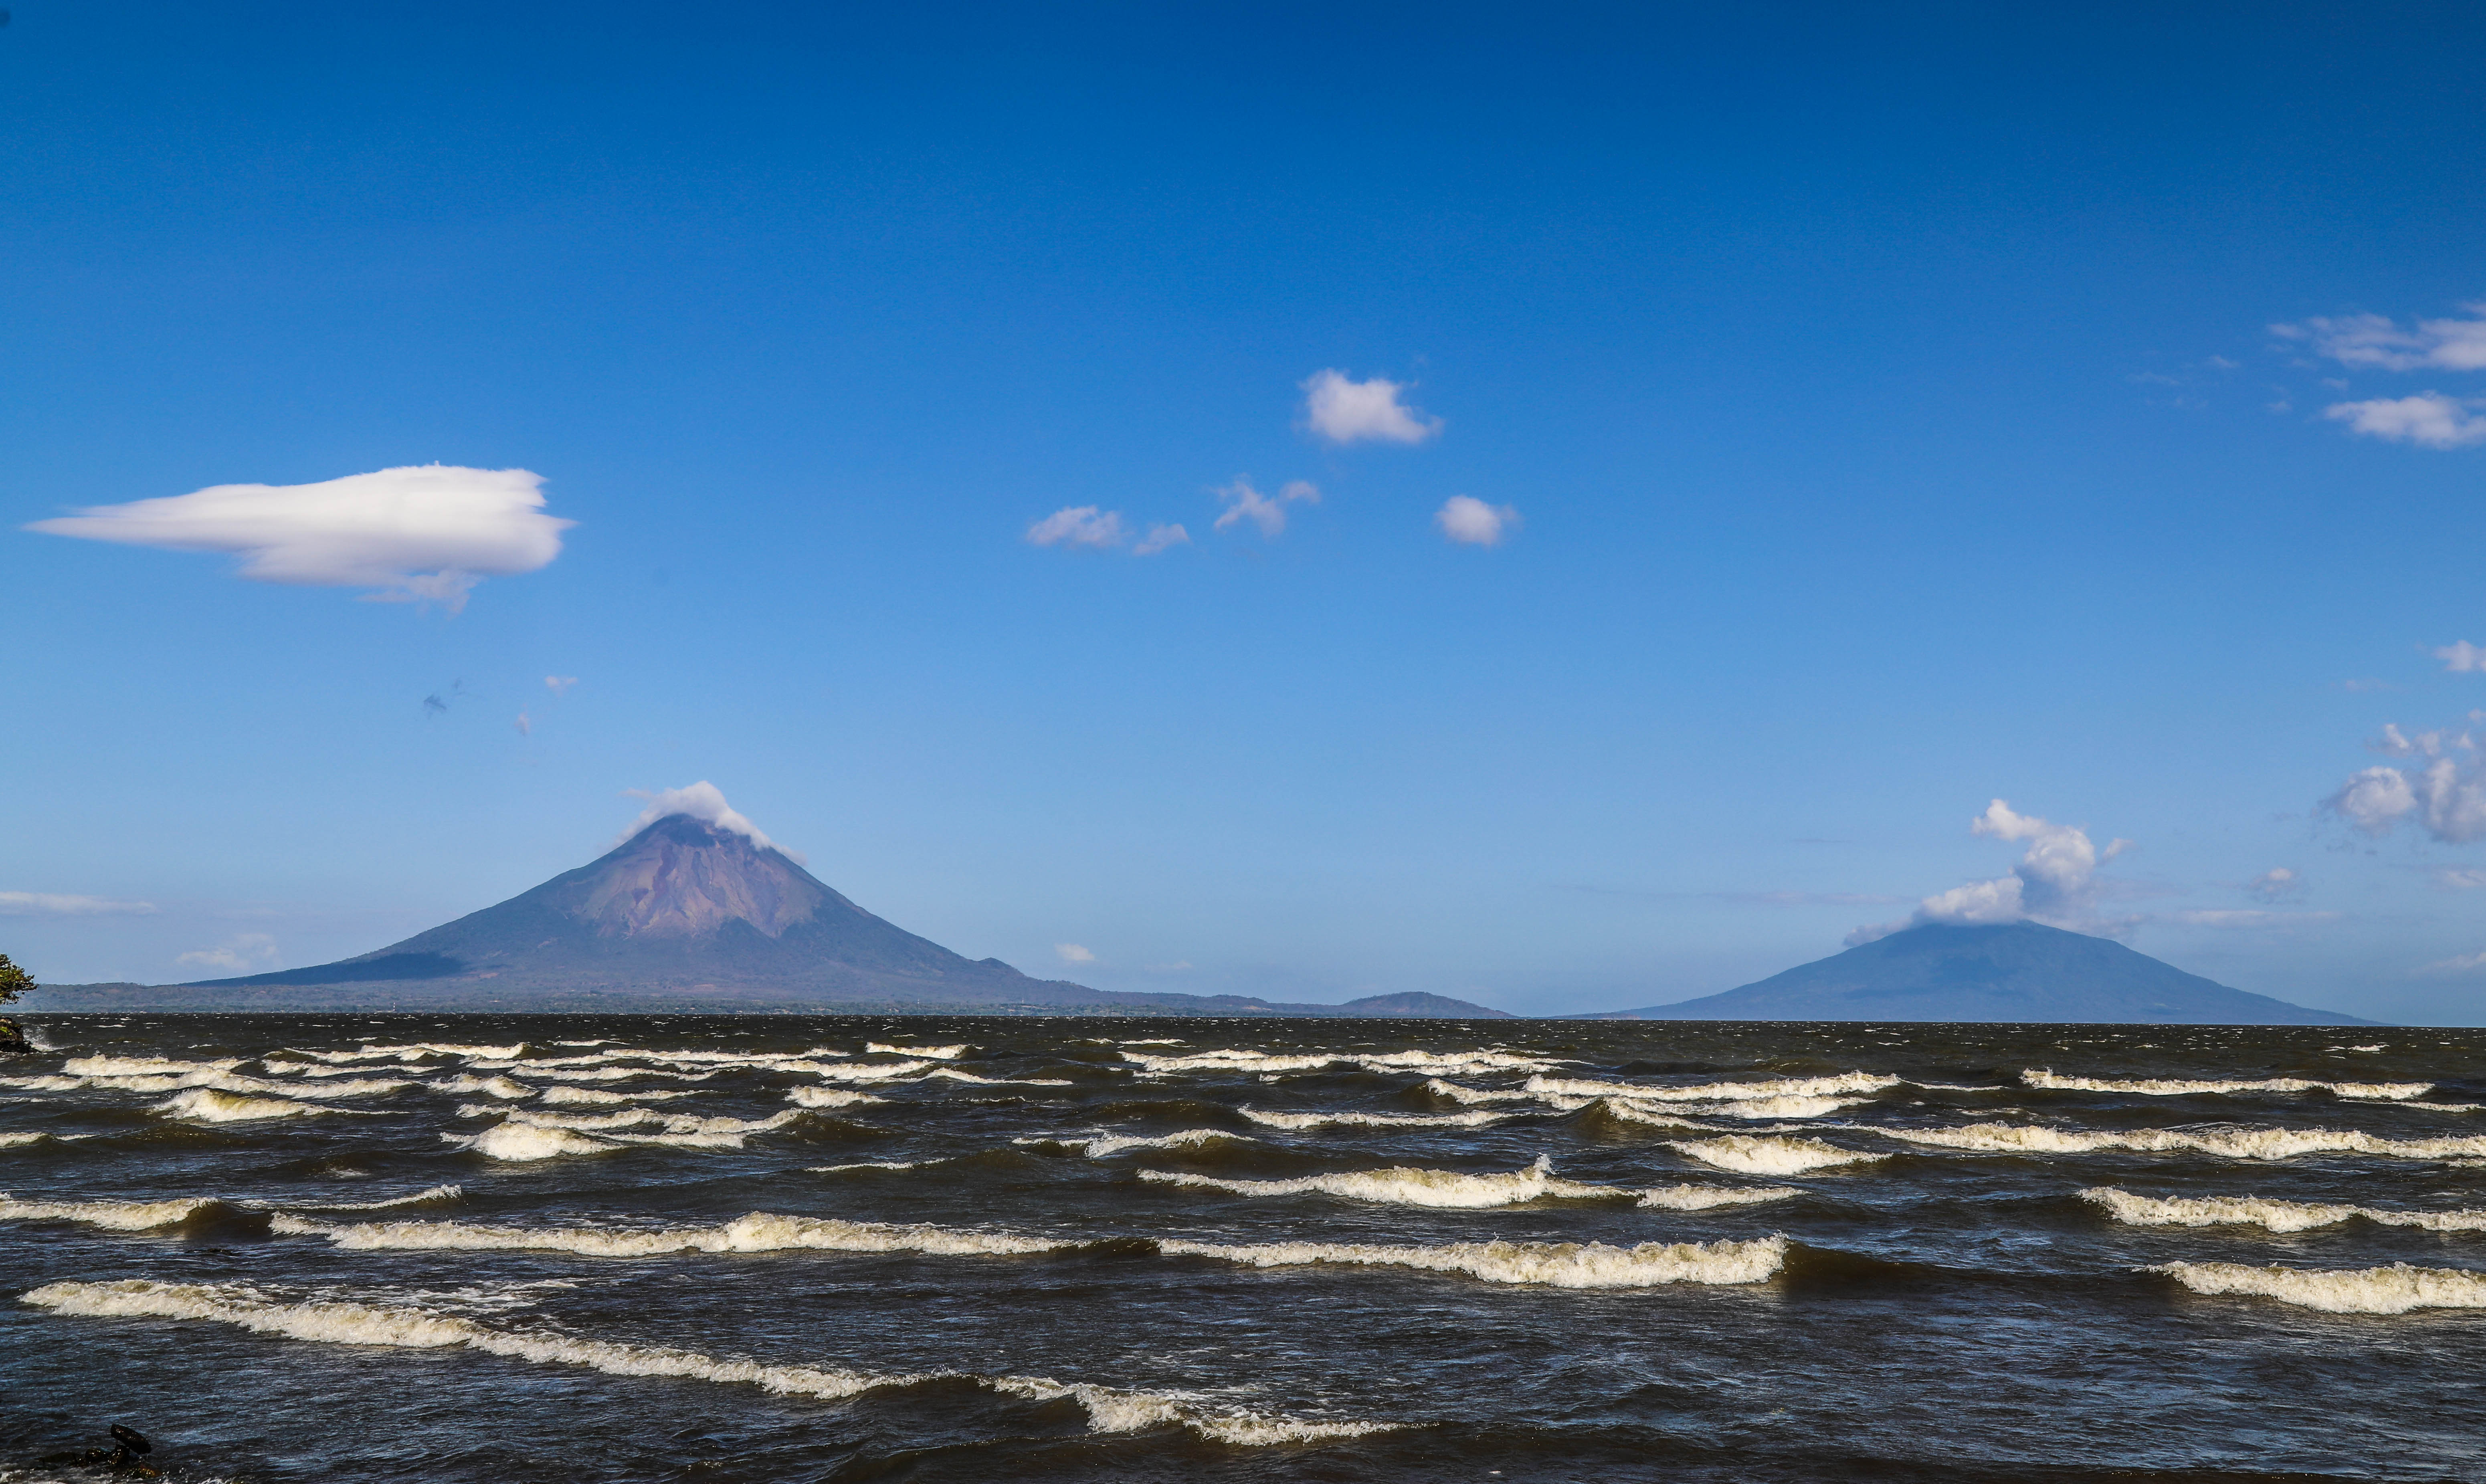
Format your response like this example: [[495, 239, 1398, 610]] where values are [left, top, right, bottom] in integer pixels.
[[99, 811, 1504, 1017]]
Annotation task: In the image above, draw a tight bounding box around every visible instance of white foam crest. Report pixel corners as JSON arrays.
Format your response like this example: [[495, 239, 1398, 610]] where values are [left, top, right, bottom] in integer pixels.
[[453, 1124, 618, 1160], [1587, 1099, 1711, 1131], [2083, 1187, 2486, 1233], [810, 1061, 931, 1083], [1420, 1078, 1535, 1104], [1121, 1050, 1345, 1073], [431, 1074, 535, 1099], [1143, 1156, 1601, 1208], [289, 1185, 465, 1213], [541, 1086, 695, 1106], [1638, 1183, 1802, 1209], [2025, 1069, 2433, 1100], [1882, 1122, 2486, 1162], [0, 1194, 221, 1229], [285, 1210, 1068, 1258], [528, 1066, 718, 1084], [867, 1043, 966, 1059], [19, 1280, 1385, 1444], [1240, 1108, 1504, 1130], [812, 1160, 925, 1173], [922, 1068, 1074, 1086], [1665, 1094, 1871, 1120], [1352, 1049, 1556, 1073], [786, 1086, 884, 1108], [62, 1055, 242, 1078], [486, 1106, 661, 1131], [1061, 1129, 1247, 1158], [1162, 1234, 1789, 1289], [2150, 1260, 2486, 1314], [1667, 1135, 1886, 1175], [0, 1076, 88, 1092], [1527, 1072, 1900, 1103], [153, 1088, 341, 1123], [0, 1133, 53, 1149]]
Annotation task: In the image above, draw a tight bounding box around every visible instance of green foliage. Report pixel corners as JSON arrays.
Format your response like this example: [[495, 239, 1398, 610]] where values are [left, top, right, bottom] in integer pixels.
[[0, 953, 33, 1004]]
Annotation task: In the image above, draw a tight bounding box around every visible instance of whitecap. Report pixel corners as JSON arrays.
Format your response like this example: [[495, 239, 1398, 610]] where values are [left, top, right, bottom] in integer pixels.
[[1239, 1108, 1504, 1130], [430, 1075, 536, 1100], [1055, 1129, 1246, 1158], [152, 1088, 340, 1123], [2083, 1187, 2486, 1233], [1161, 1234, 1789, 1289], [542, 1086, 696, 1106], [1419, 1078, 1535, 1105], [1140, 1155, 1793, 1211], [1883, 1122, 2486, 1162], [287, 1185, 465, 1213], [0, 1194, 222, 1229], [1527, 1072, 1900, 1103], [786, 1087, 885, 1108], [810, 1060, 931, 1083], [1666, 1135, 1885, 1175], [866, 1043, 966, 1059], [2150, 1260, 2486, 1314], [275, 1210, 1068, 1258], [20, 1280, 1388, 1445], [2024, 1069, 2432, 1100]]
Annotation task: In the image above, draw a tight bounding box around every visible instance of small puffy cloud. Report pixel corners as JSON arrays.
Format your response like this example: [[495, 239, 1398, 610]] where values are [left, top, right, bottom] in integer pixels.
[[2323, 393, 2486, 449], [546, 676, 580, 696], [2245, 867, 2303, 903], [178, 932, 278, 974], [623, 781, 800, 862], [1132, 523, 1190, 556], [25, 465, 571, 614], [2327, 764, 2421, 834], [2273, 305, 2486, 372], [1435, 495, 1520, 547], [2437, 642, 2486, 673], [1300, 370, 1443, 445], [1055, 943, 1097, 964], [1846, 800, 2128, 945], [0, 892, 156, 917], [1027, 506, 1129, 549], [2326, 712, 2486, 842], [1213, 477, 1319, 537]]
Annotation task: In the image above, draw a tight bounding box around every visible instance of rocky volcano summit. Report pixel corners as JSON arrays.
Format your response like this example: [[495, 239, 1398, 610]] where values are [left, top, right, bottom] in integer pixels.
[[57, 809, 1503, 1017]]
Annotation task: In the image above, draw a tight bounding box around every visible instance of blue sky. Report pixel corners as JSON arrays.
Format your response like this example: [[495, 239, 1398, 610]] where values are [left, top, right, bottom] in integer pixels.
[[8, 2, 2486, 1020]]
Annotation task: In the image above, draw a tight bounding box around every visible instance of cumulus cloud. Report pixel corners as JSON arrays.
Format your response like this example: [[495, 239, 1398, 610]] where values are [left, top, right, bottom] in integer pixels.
[[2326, 715, 2486, 842], [1213, 477, 1319, 537], [2273, 305, 2486, 372], [2245, 867, 2303, 903], [546, 676, 580, 696], [177, 932, 278, 974], [0, 892, 157, 917], [1846, 800, 2132, 945], [1300, 370, 1442, 445], [1435, 495, 1520, 547], [1055, 943, 1097, 964], [622, 781, 801, 862], [2323, 393, 2486, 449], [25, 465, 571, 613]]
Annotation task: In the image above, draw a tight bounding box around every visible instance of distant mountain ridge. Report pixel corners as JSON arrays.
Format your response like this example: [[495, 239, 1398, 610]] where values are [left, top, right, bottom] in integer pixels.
[[27, 814, 1508, 1018], [1580, 921, 2369, 1025]]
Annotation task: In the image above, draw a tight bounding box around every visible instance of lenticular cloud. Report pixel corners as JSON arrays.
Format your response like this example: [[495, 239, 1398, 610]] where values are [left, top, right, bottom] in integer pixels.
[[26, 465, 572, 613]]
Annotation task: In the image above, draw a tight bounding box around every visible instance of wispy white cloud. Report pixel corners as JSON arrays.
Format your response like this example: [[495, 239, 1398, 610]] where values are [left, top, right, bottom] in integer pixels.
[[1213, 477, 1319, 537], [1132, 523, 1190, 555], [25, 465, 571, 614], [1026, 506, 1129, 549], [1435, 495, 1520, 547], [2244, 867, 2303, 903], [1300, 370, 1443, 445], [2273, 305, 2486, 372], [177, 932, 278, 974], [513, 711, 532, 737], [2436, 642, 2486, 673], [621, 781, 800, 862], [1847, 800, 2132, 945], [545, 675, 580, 696], [2168, 909, 2340, 928], [2415, 949, 2486, 977], [2433, 867, 2486, 890], [1055, 943, 1097, 964], [0, 892, 157, 917], [2323, 393, 2486, 449]]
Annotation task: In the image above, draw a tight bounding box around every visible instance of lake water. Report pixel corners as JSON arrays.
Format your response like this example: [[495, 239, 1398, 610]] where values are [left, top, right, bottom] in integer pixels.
[[2, 1014, 2481, 1482]]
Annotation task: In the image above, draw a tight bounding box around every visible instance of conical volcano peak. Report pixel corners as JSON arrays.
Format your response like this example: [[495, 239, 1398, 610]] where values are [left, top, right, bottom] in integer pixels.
[[584, 811, 828, 940], [618, 781, 795, 860]]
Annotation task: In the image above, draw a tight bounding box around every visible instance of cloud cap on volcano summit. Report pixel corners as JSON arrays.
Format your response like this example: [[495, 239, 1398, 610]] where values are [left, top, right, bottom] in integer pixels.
[[1846, 800, 2132, 946], [621, 782, 800, 862]]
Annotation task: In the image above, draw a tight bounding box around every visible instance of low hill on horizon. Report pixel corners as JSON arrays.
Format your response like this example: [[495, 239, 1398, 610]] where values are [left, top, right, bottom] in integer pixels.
[[1579, 920, 2371, 1025], [23, 814, 1508, 1019]]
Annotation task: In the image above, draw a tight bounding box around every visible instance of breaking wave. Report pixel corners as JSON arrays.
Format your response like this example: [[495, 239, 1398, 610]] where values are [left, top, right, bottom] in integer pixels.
[[1526, 1072, 1899, 1103], [1139, 1155, 1643, 1209], [2150, 1260, 2486, 1314], [540, 1085, 696, 1106], [20, 1280, 1388, 1445], [1240, 1108, 1504, 1130], [2083, 1187, 2486, 1233], [268, 1211, 1069, 1258], [1054, 1129, 1247, 1158], [1883, 1122, 2486, 1162], [1162, 1234, 1789, 1289], [2024, 1070, 2433, 1100], [1666, 1135, 1886, 1175], [0, 1194, 226, 1230], [431, 1075, 535, 1099], [866, 1043, 966, 1059], [786, 1087, 884, 1108], [152, 1089, 342, 1123]]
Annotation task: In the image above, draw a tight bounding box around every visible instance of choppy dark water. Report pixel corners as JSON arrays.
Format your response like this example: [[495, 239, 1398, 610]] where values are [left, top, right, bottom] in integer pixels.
[[3, 1014, 2483, 1483]]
